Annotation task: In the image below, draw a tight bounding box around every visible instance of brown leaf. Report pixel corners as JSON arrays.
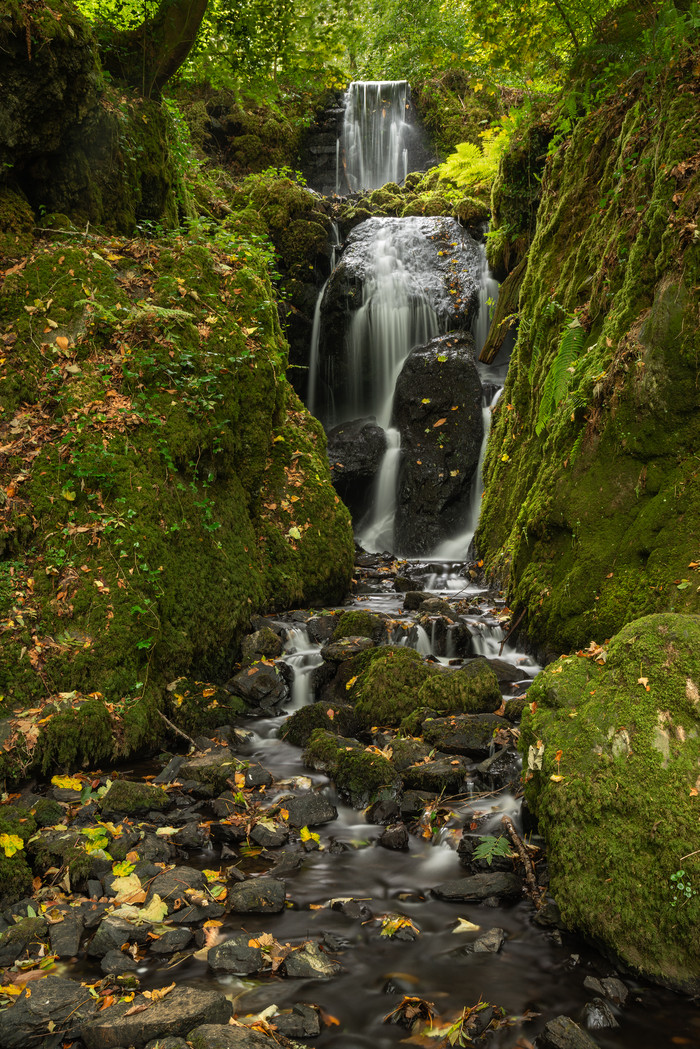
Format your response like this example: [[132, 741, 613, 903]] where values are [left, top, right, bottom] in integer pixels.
[[433, 418, 446, 428]]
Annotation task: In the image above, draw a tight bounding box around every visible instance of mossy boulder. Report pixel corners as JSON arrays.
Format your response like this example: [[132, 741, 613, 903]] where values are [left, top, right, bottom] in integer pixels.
[[304, 729, 399, 805], [520, 613, 700, 990], [0, 187, 34, 258], [0, 807, 37, 908], [332, 610, 386, 643], [100, 780, 169, 816], [279, 701, 358, 747], [241, 627, 283, 666], [349, 649, 501, 728]]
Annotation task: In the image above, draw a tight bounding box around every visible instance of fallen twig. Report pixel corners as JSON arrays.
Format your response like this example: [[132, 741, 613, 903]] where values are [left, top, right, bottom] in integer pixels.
[[156, 709, 202, 751], [501, 813, 543, 906]]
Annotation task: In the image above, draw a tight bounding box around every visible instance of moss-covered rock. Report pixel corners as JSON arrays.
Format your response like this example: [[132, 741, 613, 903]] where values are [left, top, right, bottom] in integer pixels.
[[0, 187, 34, 258], [100, 779, 169, 815], [0, 807, 36, 908], [520, 613, 700, 991], [413, 74, 505, 156], [303, 728, 399, 805], [279, 701, 358, 747], [477, 42, 700, 654], [417, 660, 502, 715], [332, 610, 386, 643], [0, 228, 352, 781]]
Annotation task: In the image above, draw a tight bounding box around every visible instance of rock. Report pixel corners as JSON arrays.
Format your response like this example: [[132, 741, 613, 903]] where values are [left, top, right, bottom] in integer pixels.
[[224, 664, 288, 710], [378, 822, 409, 849], [0, 975, 98, 1049], [404, 590, 433, 610], [321, 636, 376, 661], [423, 712, 504, 756], [401, 755, 471, 794], [244, 762, 273, 788], [81, 987, 232, 1049], [366, 798, 401, 824], [306, 614, 338, 644], [145, 1039, 189, 1049], [144, 866, 207, 908], [186, 1024, 273, 1049], [327, 417, 388, 517], [582, 976, 628, 1006], [391, 332, 483, 554], [400, 790, 437, 817], [458, 834, 515, 874], [283, 941, 343, 978], [432, 872, 522, 903], [207, 934, 263, 974], [280, 700, 359, 747], [88, 916, 151, 958], [251, 821, 288, 847], [154, 755, 186, 784], [179, 750, 238, 794], [273, 1003, 321, 1038], [99, 780, 169, 816], [475, 748, 522, 791], [535, 1015, 600, 1049], [520, 614, 700, 989], [101, 948, 138, 974], [241, 627, 283, 665], [581, 998, 619, 1030], [484, 657, 529, 683], [49, 912, 84, 957], [419, 597, 453, 615], [284, 792, 337, 827], [150, 927, 194, 955], [461, 927, 507, 954], [228, 877, 286, 913]]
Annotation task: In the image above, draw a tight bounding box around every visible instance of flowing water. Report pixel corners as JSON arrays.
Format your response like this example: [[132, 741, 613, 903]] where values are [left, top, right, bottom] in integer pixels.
[[338, 81, 411, 193]]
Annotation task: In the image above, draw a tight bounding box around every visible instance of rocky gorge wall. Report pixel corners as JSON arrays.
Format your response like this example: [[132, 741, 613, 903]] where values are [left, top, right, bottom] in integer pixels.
[[477, 42, 700, 657]]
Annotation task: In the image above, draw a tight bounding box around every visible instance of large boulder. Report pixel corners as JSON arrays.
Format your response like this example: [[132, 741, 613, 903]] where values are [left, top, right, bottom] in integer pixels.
[[326, 417, 387, 518], [521, 614, 700, 991], [391, 332, 483, 553]]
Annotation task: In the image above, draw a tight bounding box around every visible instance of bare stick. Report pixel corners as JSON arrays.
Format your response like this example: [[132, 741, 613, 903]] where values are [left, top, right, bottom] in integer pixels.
[[501, 814, 543, 905], [157, 709, 201, 751]]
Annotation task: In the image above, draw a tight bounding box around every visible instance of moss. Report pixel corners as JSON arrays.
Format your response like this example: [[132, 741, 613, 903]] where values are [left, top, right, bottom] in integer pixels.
[[520, 614, 700, 990], [280, 701, 358, 747], [164, 681, 245, 736], [413, 74, 504, 156], [353, 647, 433, 728], [0, 187, 35, 258], [0, 808, 37, 908], [100, 779, 169, 814], [304, 728, 399, 805], [37, 700, 113, 775], [332, 610, 385, 642], [416, 660, 502, 714], [32, 798, 65, 828], [477, 50, 700, 654]]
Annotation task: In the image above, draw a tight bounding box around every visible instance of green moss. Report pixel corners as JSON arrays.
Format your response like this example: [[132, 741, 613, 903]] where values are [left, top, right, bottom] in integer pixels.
[[304, 728, 399, 804], [416, 660, 502, 714], [520, 614, 700, 990], [280, 701, 357, 747], [32, 798, 64, 828], [100, 779, 169, 814], [37, 700, 113, 775], [477, 52, 700, 653], [413, 74, 504, 157], [0, 808, 37, 908], [0, 187, 34, 258], [353, 648, 433, 728], [332, 610, 385, 642]]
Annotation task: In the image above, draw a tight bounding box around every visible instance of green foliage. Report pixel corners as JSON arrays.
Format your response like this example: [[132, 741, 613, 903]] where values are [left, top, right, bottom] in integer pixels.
[[670, 868, 697, 907], [535, 318, 585, 435], [472, 834, 514, 865], [437, 126, 510, 193]]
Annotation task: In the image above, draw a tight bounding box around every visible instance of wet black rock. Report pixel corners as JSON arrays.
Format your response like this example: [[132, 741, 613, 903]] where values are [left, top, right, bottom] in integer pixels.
[[484, 657, 529, 683], [331, 898, 373, 921], [378, 822, 409, 849], [365, 798, 401, 824], [150, 927, 194, 955], [87, 916, 151, 958], [145, 866, 207, 908], [0, 916, 48, 965], [458, 834, 516, 874], [81, 986, 232, 1049], [327, 417, 388, 518], [186, 1023, 276, 1049], [581, 998, 619, 1030], [0, 975, 98, 1049], [273, 1003, 322, 1038], [284, 792, 337, 827], [207, 933, 263, 974], [224, 664, 288, 711], [401, 755, 471, 794], [391, 332, 483, 555], [400, 790, 437, 817], [460, 927, 507, 954], [535, 1015, 600, 1049], [251, 821, 289, 847], [423, 713, 505, 757], [322, 636, 376, 661], [49, 911, 84, 957], [228, 876, 286, 913], [419, 597, 453, 615], [582, 976, 628, 1006], [403, 590, 433, 610], [101, 948, 138, 974], [283, 941, 343, 978], [476, 748, 522, 791], [432, 872, 522, 903], [306, 613, 339, 644]]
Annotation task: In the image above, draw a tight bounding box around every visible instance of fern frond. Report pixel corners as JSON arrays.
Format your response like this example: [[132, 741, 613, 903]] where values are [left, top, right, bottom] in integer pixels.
[[535, 317, 585, 436]]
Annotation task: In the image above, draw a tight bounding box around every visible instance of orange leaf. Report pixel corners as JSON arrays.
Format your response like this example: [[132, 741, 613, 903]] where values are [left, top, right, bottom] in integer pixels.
[[433, 418, 446, 428]]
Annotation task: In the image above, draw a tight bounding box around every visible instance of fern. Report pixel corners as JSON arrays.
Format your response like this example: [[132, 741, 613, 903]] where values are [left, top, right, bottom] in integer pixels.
[[535, 318, 585, 436]]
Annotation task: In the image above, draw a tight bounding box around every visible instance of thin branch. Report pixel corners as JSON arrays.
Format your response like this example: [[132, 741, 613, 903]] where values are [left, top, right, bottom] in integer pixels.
[[157, 708, 202, 750], [501, 814, 543, 905]]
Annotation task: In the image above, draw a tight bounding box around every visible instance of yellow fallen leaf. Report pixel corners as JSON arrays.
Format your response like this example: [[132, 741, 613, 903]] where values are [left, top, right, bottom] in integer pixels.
[[550, 774, 565, 783], [345, 676, 358, 691]]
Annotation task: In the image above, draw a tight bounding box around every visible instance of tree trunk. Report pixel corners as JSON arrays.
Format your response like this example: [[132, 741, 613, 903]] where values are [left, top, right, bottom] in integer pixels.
[[101, 0, 209, 98]]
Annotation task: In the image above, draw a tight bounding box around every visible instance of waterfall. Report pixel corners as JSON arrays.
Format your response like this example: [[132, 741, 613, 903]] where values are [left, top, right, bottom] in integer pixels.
[[342, 221, 439, 427], [356, 427, 401, 552], [307, 223, 341, 418], [339, 81, 411, 193]]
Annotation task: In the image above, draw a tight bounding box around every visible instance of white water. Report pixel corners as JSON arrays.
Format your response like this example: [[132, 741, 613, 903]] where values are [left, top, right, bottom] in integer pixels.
[[307, 223, 341, 418], [340, 221, 439, 426], [339, 80, 410, 192], [356, 426, 401, 552]]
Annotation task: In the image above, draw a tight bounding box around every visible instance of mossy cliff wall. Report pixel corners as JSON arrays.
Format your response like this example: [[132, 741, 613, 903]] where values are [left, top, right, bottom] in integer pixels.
[[0, 229, 353, 780], [477, 46, 700, 656]]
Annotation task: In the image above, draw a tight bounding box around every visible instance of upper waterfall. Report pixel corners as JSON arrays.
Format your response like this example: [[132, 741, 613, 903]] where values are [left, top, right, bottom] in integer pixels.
[[338, 81, 412, 193]]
